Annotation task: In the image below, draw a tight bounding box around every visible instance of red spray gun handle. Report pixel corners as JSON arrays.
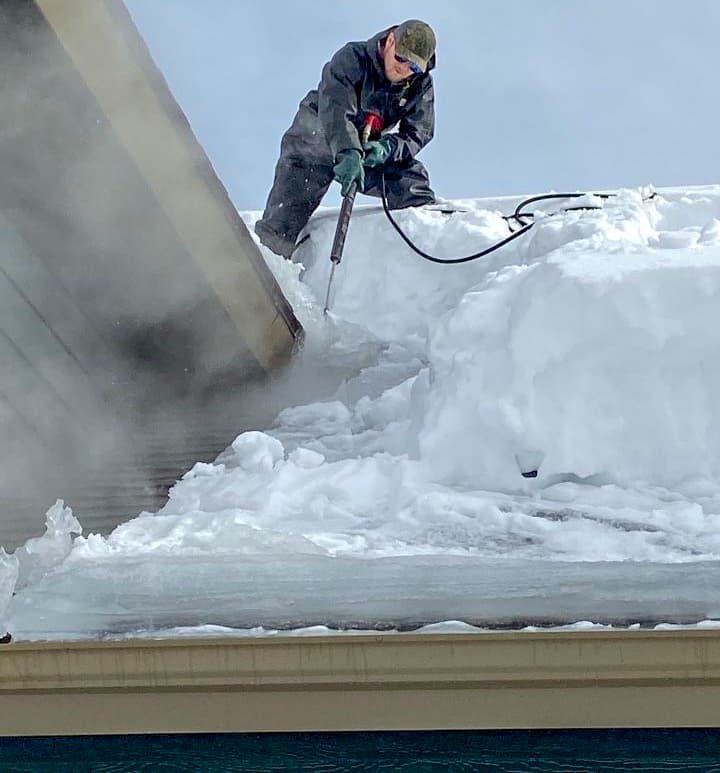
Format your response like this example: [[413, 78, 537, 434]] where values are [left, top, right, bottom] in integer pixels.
[[361, 111, 384, 144]]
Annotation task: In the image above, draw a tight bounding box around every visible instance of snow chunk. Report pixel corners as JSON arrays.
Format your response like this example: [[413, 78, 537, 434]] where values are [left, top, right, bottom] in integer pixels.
[[14, 500, 82, 588], [288, 447, 326, 469], [232, 431, 285, 473], [699, 219, 720, 246]]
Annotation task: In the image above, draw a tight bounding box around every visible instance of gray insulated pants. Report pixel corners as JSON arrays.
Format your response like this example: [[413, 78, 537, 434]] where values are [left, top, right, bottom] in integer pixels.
[[255, 148, 435, 259]]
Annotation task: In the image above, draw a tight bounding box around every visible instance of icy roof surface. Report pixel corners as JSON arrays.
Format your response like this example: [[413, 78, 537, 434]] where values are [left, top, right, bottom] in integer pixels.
[[5, 184, 720, 639]]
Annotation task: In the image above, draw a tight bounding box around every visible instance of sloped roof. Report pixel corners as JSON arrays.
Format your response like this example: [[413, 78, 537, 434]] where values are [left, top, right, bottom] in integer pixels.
[[0, 0, 302, 545]]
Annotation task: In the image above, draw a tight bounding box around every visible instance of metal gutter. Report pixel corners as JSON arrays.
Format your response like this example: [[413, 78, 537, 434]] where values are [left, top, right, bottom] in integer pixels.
[[2, 630, 720, 735]]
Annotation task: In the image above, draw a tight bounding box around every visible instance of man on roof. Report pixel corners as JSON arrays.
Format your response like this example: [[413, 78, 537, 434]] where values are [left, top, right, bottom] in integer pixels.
[[255, 20, 437, 259]]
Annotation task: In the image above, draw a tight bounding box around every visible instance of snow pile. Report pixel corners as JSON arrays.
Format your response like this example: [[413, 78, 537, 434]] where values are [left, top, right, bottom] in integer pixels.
[[296, 186, 720, 493], [7, 184, 720, 638], [421, 197, 720, 490]]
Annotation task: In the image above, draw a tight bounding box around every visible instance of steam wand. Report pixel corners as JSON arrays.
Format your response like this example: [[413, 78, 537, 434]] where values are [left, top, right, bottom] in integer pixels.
[[323, 112, 383, 315]]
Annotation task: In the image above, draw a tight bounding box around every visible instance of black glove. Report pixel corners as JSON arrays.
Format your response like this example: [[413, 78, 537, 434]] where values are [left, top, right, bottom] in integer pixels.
[[333, 149, 364, 196], [362, 137, 394, 168]]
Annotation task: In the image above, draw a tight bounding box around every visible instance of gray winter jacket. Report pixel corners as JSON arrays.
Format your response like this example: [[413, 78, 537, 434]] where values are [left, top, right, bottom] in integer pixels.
[[282, 27, 436, 165]]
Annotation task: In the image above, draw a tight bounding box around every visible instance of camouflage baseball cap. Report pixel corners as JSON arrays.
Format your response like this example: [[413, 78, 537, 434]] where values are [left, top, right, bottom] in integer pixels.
[[394, 20, 436, 72]]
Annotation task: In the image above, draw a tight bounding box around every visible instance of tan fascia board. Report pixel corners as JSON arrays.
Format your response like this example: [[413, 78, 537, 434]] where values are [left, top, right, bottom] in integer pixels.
[[3, 630, 720, 734], [34, 0, 302, 371]]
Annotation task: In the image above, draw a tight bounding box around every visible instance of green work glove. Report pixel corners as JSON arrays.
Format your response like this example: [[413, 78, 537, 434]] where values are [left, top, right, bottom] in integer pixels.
[[362, 137, 394, 168], [333, 149, 364, 196]]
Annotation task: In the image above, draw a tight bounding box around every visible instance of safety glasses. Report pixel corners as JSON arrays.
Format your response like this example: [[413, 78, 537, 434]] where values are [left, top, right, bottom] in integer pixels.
[[394, 52, 423, 75]]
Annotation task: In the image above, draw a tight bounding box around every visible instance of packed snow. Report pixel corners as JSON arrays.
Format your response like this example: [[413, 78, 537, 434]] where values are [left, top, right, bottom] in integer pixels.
[[5, 184, 720, 639]]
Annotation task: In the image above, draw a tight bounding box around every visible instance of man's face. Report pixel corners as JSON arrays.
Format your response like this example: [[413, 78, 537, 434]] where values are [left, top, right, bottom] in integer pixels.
[[383, 32, 417, 83]]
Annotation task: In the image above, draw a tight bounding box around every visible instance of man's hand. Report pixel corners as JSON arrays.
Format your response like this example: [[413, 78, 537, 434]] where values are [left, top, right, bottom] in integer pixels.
[[333, 149, 364, 196], [362, 137, 394, 168]]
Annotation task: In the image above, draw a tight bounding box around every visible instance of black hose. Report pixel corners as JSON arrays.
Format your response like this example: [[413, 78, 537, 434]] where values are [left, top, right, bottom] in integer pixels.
[[380, 206, 535, 265], [379, 175, 654, 265], [379, 175, 532, 264]]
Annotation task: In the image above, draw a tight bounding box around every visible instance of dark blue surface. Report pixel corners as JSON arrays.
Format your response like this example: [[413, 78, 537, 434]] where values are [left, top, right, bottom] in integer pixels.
[[2, 729, 720, 771]]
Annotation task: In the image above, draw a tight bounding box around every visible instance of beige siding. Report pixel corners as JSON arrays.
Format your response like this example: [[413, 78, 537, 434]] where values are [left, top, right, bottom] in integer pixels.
[[2, 631, 720, 734]]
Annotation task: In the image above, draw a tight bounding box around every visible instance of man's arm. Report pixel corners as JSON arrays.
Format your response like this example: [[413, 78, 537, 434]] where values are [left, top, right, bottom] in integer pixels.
[[317, 45, 365, 160], [389, 78, 435, 163]]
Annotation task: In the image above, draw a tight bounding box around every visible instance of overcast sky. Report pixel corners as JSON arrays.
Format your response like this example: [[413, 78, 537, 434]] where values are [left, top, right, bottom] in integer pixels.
[[124, 1, 719, 210]]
